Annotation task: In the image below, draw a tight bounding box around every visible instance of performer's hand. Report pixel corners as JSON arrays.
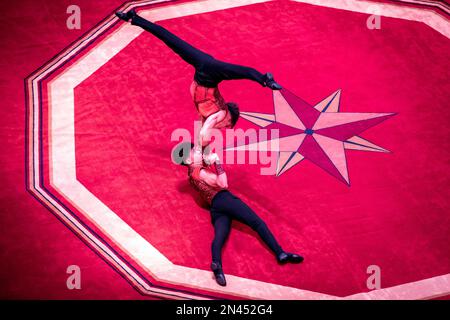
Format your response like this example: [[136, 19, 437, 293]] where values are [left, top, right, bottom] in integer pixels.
[[203, 153, 220, 165], [192, 146, 203, 165], [216, 172, 228, 189]]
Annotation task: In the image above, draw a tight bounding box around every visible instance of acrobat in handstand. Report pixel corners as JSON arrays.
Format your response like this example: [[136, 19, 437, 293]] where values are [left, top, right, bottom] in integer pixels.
[[116, 10, 282, 158]]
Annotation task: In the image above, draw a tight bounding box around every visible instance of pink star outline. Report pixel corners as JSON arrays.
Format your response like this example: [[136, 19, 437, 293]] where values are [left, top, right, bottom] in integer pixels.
[[230, 89, 395, 185]]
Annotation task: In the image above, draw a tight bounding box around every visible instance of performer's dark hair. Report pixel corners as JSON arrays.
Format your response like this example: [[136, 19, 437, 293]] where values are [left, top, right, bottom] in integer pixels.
[[227, 102, 240, 128], [172, 142, 194, 166]]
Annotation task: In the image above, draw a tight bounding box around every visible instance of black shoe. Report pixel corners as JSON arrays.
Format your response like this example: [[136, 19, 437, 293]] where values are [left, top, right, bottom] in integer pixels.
[[211, 261, 227, 286], [115, 9, 136, 22], [264, 72, 282, 90], [277, 252, 304, 264]]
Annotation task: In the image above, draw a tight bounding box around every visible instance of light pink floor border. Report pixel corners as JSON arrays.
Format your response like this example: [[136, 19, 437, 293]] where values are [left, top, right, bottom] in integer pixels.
[[27, 0, 450, 299]]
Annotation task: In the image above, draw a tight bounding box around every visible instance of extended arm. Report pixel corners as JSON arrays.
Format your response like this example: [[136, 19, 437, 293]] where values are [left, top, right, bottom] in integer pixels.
[[196, 110, 227, 148]]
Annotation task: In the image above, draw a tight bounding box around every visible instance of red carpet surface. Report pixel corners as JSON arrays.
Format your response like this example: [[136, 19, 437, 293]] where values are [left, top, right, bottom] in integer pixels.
[[2, 0, 450, 299]]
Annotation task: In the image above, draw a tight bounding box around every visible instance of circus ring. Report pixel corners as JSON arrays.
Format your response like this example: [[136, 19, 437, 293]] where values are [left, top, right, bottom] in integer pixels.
[[26, 0, 450, 299]]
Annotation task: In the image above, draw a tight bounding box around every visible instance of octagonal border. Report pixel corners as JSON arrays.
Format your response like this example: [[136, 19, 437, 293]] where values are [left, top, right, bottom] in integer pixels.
[[25, 0, 450, 300]]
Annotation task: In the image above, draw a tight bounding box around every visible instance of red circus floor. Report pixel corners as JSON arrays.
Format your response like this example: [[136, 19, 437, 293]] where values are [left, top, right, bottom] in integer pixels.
[[2, 0, 450, 299]]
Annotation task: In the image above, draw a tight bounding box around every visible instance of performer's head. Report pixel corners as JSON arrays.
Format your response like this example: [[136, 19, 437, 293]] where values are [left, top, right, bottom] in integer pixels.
[[226, 102, 240, 128], [172, 142, 195, 166]]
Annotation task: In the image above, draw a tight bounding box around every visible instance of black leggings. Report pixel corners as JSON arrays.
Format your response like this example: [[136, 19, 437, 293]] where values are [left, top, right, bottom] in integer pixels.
[[131, 15, 266, 88], [210, 191, 283, 264]]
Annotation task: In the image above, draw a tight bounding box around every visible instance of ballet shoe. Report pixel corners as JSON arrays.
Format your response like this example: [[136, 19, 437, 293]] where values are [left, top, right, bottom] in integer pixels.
[[277, 252, 304, 264], [264, 72, 282, 90], [211, 261, 227, 286], [115, 9, 136, 22]]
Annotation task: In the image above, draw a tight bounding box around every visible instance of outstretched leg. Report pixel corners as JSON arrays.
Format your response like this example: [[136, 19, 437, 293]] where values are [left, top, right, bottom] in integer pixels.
[[222, 192, 303, 263], [208, 60, 267, 86], [222, 194, 284, 256], [202, 58, 282, 89], [131, 14, 213, 68], [211, 215, 232, 264], [210, 214, 231, 286]]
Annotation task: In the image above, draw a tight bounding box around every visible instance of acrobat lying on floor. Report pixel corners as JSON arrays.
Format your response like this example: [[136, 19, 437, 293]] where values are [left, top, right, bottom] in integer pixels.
[[172, 142, 303, 287]]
